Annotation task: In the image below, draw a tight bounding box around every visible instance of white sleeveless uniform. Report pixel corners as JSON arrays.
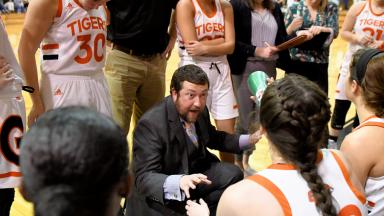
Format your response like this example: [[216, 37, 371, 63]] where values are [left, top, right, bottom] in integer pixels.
[[39, 0, 111, 116], [355, 117, 384, 216], [0, 17, 26, 188], [248, 149, 367, 215], [177, 0, 238, 120], [335, 0, 384, 100]]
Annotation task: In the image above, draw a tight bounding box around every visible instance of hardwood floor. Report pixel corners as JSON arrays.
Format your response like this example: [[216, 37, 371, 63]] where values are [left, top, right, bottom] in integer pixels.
[[2, 10, 354, 216]]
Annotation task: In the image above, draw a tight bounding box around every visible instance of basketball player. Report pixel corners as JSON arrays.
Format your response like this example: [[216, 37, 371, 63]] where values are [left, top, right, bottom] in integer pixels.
[[330, 0, 384, 144], [0, 17, 26, 216], [185, 75, 367, 216], [20, 107, 130, 216], [18, 0, 111, 126], [176, 0, 238, 162], [341, 48, 384, 215]]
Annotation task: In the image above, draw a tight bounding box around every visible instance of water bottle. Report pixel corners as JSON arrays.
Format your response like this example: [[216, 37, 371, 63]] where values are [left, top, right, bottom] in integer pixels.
[[248, 71, 268, 104]]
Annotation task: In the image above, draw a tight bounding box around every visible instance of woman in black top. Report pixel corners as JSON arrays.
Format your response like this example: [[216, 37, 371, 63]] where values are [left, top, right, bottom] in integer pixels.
[[228, 0, 292, 174]]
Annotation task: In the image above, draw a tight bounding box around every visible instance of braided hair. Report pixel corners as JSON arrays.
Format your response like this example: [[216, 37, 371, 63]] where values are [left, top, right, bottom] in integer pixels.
[[260, 75, 336, 216]]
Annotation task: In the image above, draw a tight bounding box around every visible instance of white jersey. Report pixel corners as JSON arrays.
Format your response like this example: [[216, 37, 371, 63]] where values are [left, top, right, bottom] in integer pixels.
[[40, 0, 107, 76], [177, 0, 226, 61], [0, 17, 24, 97], [335, 0, 384, 100], [0, 17, 26, 189], [248, 149, 367, 215], [355, 117, 384, 216]]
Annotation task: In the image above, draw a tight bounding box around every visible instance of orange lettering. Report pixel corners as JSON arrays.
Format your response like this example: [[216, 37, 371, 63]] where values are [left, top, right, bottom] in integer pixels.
[[97, 17, 104, 30], [82, 17, 91, 30], [67, 20, 77, 36], [90, 16, 98, 29]]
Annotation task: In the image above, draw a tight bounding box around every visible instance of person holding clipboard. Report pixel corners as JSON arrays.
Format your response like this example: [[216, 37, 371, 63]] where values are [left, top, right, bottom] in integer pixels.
[[228, 0, 295, 175], [285, 0, 339, 95]]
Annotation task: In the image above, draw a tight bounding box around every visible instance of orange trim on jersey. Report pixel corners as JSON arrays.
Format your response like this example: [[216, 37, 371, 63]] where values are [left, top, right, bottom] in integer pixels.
[[330, 151, 366, 204], [354, 115, 379, 130], [73, 0, 83, 9], [355, 1, 366, 17], [268, 163, 296, 170], [248, 175, 292, 216], [42, 43, 59, 50], [195, 0, 217, 18], [368, 0, 384, 16], [0, 172, 22, 178], [268, 151, 323, 170], [56, 0, 63, 17], [355, 122, 384, 130], [316, 150, 323, 164]]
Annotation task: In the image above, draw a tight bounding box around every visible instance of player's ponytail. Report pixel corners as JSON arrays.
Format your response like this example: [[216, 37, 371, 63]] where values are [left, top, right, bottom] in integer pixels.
[[260, 75, 336, 215]]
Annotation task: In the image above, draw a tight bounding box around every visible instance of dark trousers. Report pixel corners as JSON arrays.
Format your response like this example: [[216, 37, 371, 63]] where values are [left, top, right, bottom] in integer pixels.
[[286, 61, 329, 95], [191, 162, 243, 216], [0, 188, 15, 216]]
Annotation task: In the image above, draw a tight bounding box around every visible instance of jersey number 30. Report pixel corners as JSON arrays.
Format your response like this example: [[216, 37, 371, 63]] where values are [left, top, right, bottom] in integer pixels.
[[75, 33, 105, 64]]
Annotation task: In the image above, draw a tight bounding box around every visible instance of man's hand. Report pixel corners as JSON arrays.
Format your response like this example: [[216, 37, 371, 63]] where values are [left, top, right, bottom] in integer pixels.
[[249, 130, 262, 145], [0, 56, 14, 89], [180, 174, 212, 198], [186, 199, 210, 216]]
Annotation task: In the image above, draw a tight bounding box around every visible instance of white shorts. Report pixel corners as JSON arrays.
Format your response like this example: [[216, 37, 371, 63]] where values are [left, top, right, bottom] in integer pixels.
[[40, 72, 112, 117], [335, 65, 349, 101], [0, 94, 25, 188], [179, 57, 239, 120]]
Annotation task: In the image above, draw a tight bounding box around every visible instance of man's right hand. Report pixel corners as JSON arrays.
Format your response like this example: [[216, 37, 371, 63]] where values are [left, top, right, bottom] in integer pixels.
[[180, 174, 212, 198]]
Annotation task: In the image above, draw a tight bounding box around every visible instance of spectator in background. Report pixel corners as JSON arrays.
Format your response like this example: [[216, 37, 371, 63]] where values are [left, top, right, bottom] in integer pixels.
[[285, 0, 338, 95], [13, 0, 25, 13], [3, 0, 14, 12], [228, 0, 292, 175]]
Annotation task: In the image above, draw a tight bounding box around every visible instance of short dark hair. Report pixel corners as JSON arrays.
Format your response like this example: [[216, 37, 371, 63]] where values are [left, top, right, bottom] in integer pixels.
[[20, 106, 129, 216], [170, 64, 209, 94]]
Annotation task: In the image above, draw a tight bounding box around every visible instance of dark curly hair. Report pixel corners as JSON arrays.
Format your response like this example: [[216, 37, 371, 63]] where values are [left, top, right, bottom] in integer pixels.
[[20, 106, 129, 216], [260, 75, 336, 215]]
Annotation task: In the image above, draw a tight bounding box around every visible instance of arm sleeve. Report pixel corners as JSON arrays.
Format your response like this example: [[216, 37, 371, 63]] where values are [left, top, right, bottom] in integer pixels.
[[163, 175, 185, 201]]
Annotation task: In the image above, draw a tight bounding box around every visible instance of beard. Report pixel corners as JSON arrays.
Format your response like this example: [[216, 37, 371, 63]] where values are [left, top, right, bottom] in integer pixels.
[[175, 98, 203, 124], [179, 109, 202, 123]]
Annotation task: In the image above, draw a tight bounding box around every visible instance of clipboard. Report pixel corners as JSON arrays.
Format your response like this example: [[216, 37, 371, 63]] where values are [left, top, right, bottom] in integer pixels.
[[276, 35, 307, 51], [296, 32, 331, 50]]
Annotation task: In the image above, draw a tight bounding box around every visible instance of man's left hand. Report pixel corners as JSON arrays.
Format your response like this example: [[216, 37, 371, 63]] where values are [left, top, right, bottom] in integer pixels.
[[249, 130, 262, 145]]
